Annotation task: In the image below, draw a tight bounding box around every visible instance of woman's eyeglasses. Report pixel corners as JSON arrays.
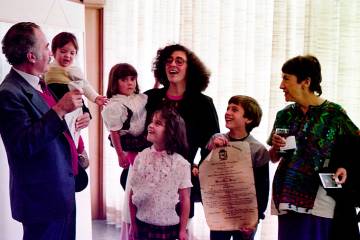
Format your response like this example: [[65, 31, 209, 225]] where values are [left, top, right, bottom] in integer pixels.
[[165, 57, 186, 66]]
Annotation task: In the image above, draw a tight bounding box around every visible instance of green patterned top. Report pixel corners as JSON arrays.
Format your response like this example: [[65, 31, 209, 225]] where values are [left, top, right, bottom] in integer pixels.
[[268, 100, 358, 214]]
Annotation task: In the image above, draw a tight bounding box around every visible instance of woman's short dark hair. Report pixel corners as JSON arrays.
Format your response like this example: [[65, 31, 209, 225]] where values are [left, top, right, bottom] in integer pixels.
[[152, 107, 189, 159], [152, 44, 211, 93], [51, 32, 78, 55], [228, 95, 262, 133], [106, 63, 139, 98], [282, 55, 322, 96], [2, 22, 40, 66]]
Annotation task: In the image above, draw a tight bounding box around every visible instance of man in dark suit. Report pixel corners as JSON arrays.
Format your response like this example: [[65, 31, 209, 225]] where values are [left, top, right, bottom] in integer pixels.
[[0, 22, 89, 240]]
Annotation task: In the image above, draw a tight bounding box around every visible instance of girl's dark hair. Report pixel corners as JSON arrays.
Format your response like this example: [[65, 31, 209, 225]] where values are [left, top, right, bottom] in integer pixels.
[[2, 22, 40, 66], [51, 32, 78, 55], [152, 44, 211, 93], [228, 95, 262, 133], [153, 107, 188, 159], [106, 63, 139, 98], [281, 55, 322, 96]]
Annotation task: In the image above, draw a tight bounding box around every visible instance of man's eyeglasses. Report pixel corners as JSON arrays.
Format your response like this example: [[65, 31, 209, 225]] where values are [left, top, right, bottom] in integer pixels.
[[165, 57, 186, 66]]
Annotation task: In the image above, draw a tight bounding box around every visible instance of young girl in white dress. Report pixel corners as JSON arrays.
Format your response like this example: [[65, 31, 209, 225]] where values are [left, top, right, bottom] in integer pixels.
[[101, 63, 147, 239], [128, 107, 192, 240]]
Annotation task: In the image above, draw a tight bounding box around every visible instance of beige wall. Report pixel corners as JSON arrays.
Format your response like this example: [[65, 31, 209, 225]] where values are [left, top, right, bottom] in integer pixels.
[[0, 0, 93, 239]]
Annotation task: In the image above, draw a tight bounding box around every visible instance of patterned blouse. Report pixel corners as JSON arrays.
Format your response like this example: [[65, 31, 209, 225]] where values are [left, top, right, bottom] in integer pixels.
[[128, 147, 193, 226], [268, 100, 358, 217]]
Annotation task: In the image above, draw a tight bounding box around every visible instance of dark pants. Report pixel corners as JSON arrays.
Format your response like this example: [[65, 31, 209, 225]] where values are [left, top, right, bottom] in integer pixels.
[[23, 205, 76, 240], [210, 228, 257, 240], [278, 212, 332, 240], [136, 218, 179, 240]]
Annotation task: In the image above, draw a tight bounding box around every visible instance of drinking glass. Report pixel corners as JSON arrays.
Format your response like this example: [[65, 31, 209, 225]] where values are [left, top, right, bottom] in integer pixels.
[[275, 128, 289, 154]]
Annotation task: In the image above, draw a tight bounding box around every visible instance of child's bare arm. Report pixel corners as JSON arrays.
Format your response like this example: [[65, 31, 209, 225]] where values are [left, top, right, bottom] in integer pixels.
[[129, 190, 138, 240], [178, 188, 190, 240], [110, 131, 129, 168]]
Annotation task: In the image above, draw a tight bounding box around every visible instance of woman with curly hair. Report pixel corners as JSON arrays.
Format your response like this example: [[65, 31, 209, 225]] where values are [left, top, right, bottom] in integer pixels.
[[146, 44, 220, 220], [121, 44, 219, 230]]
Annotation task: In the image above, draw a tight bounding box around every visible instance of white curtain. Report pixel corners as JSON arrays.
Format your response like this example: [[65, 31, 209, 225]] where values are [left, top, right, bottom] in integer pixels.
[[103, 0, 360, 239]]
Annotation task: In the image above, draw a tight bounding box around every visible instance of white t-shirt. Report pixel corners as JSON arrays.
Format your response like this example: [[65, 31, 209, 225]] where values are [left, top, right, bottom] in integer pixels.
[[128, 147, 193, 226]]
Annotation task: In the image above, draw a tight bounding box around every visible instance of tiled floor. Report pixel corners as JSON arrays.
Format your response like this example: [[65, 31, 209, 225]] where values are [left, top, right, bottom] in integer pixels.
[[92, 220, 120, 240]]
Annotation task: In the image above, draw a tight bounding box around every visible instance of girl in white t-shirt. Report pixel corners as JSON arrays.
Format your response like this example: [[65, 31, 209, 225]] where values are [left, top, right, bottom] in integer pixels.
[[128, 107, 192, 240], [101, 63, 147, 239]]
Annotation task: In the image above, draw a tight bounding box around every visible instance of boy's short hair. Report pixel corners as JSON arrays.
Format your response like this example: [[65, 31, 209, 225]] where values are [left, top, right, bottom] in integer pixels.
[[228, 95, 262, 133]]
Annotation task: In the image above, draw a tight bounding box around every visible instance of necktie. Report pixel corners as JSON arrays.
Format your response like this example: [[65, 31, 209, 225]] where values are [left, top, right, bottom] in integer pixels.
[[38, 79, 46, 92], [38, 79, 79, 175]]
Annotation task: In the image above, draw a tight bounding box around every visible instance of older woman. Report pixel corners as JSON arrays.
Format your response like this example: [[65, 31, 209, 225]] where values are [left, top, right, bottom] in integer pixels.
[[268, 55, 359, 240]]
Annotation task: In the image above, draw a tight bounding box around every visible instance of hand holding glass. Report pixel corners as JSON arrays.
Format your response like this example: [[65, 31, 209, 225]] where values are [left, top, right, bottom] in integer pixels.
[[275, 128, 289, 154]]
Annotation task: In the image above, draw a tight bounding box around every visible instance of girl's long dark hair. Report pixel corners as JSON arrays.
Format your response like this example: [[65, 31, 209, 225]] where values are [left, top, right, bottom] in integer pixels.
[[153, 107, 188, 159], [106, 63, 139, 98]]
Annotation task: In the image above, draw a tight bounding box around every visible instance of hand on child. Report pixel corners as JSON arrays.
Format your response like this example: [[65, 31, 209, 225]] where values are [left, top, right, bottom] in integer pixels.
[[95, 95, 109, 106]]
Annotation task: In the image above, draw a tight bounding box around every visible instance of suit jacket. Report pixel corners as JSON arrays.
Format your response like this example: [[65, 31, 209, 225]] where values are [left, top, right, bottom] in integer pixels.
[[0, 69, 75, 224]]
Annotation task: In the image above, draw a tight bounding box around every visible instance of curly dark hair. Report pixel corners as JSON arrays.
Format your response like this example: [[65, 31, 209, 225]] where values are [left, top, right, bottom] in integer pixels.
[[152, 44, 211, 93], [228, 95, 262, 134], [282, 55, 322, 96], [51, 32, 78, 55], [106, 63, 139, 98], [152, 107, 189, 159], [2, 22, 40, 66]]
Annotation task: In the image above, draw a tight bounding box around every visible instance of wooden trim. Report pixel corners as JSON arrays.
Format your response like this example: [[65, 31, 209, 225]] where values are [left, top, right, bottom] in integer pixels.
[[83, 0, 104, 9], [85, 6, 105, 220], [67, 0, 82, 3], [97, 8, 105, 220]]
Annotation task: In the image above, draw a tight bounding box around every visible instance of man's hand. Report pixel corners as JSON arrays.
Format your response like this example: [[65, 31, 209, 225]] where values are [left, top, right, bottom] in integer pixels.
[[75, 112, 90, 131], [52, 89, 83, 118]]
